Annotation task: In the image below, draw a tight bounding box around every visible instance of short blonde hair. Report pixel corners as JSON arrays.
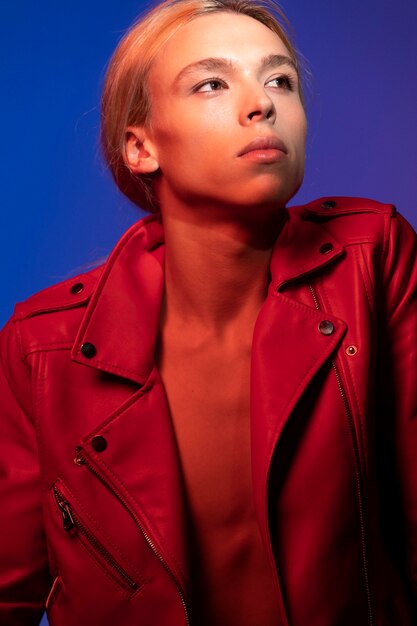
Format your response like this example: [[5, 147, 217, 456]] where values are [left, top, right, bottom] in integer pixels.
[[101, 0, 304, 212]]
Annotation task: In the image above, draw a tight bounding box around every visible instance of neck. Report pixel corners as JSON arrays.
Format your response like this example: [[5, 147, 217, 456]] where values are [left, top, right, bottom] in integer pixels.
[[159, 201, 286, 339]]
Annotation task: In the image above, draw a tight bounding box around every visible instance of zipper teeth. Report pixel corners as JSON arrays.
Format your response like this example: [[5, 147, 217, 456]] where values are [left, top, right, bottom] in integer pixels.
[[308, 282, 374, 626], [331, 362, 373, 626], [54, 487, 138, 591], [75, 449, 190, 626], [308, 283, 321, 310]]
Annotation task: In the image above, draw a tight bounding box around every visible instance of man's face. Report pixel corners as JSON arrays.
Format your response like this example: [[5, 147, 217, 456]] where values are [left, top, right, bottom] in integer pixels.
[[145, 12, 307, 212]]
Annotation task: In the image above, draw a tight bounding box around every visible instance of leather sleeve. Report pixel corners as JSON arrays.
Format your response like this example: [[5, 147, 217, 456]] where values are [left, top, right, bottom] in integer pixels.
[[379, 210, 417, 604], [0, 318, 50, 625]]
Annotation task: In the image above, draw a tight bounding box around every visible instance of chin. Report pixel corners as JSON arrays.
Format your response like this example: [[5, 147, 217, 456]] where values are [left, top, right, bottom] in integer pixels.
[[238, 177, 303, 209]]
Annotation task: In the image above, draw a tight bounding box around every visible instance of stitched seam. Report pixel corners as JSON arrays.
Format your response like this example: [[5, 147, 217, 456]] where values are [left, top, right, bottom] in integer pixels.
[[23, 342, 73, 356], [77, 357, 146, 379], [92, 453, 186, 585], [75, 534, 132, 597], [357, 245, 376, 320], [315, 282, 368, 475], [35, 352, 48, 498], [84, 385, 151, 441], [340, 240, 378, 247], [381, 213, 391, 272], [0, 336, 34, 420], [53, 479, 144, 583], [272, 290, 341, 321], [261, 329, 343, 484], [341, 352, 369, 474], [75, 223, 149, 342], [14, 320, 33, 378]]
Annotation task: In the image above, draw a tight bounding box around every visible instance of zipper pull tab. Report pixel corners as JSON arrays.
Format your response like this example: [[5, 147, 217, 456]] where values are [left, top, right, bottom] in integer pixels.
[[74, 446, 86, 466], [54, 488, 75, 531], [61, 504, 75, 532]]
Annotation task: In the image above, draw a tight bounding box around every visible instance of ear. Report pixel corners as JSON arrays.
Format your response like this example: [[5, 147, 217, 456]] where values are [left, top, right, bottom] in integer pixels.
[[123, 126, 160, 174]]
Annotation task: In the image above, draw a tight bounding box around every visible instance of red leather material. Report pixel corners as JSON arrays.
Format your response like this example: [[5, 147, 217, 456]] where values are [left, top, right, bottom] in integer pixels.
[[0, 197, 416, 625]]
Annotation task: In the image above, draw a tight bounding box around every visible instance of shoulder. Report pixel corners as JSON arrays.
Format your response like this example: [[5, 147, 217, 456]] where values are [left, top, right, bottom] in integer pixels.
[[288, 196, 398, 248], [13, 266, 102, 322], [297, 196, 395, 217], [3, 265, 104, 362], [2, 212, 161, 361]]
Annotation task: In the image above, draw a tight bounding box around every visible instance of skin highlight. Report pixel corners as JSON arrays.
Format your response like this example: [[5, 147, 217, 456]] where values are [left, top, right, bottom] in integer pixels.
[[124, 12, 307, 337], [127, 17, 308, 622], [126, 12, 308, 624]]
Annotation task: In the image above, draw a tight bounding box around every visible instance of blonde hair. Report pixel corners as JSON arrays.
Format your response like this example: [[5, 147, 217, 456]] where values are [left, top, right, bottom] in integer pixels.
[[101, 0, 304, 212]]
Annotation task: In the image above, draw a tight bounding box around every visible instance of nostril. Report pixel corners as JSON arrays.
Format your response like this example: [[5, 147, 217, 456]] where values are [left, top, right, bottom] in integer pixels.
[[248, 110, 262, 121]]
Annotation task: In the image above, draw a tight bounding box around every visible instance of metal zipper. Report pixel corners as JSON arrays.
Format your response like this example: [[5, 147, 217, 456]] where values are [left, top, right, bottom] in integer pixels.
[[308, 282, 373, 626], [74, 447, 190, 626], [53, 486, 138, 591]]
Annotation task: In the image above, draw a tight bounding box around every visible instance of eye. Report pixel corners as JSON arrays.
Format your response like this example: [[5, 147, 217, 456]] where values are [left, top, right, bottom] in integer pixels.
[[265, 74, 295, 91], [193, 78, 228, 93]]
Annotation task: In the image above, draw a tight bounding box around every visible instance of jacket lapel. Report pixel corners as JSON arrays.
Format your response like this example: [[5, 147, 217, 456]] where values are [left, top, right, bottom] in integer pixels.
[[70, 206, 347, 593], [250, 207, 347, 543], [71, 214, 166, 385], [71, 214, 190, 595], [79, 370, 190, 597]]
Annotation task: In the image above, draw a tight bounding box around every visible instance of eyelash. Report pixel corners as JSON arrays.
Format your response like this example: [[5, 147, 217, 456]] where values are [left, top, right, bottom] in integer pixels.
[[192, 73, 296, 93], [192, 77, 227, 93], [266, 74, 296, 91]]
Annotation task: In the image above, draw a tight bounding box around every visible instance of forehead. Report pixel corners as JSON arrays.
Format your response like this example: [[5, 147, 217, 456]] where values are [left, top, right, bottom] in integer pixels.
[[150, 12, 291, 83]]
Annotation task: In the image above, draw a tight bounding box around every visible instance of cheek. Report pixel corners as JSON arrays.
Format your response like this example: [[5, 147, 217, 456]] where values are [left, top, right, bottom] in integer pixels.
[[153, 119, 226, 173], [293, 107, 308, 145]]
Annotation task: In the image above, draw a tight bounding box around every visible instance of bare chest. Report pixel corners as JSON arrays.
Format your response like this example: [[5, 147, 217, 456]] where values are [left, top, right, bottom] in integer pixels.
[[155, 337, 253, 505], [156, 339, 252, 443], [155, 336, 280, 624]]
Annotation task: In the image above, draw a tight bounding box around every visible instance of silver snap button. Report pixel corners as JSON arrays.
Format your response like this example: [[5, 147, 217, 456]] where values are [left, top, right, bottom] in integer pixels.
[[318, 320, 335, 335]]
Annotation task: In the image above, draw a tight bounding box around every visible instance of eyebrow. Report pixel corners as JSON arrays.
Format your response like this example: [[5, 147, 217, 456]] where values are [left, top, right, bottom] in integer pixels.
[[173, 54, 298, 85]]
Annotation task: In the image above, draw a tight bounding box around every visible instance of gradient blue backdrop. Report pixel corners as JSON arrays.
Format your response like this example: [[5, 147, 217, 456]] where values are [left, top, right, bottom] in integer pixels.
[[1, 0, 416, 329], [1, 0, 417, 330], [0, 2, 416, 623]]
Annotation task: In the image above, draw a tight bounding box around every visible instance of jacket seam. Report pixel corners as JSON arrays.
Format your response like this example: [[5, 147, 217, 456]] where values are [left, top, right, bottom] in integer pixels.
[[381, 212, 391, 272], [76, 357, 148, 380], [0, 323, 35, 420], [15, 319, 32, 378], [22, 343, 73, 358], [74, 222, 150, 346], [310, 279, 368, 474], [52, 478, 145, 585], [357, 245, 377, 320], [91, 453, 187, 587]]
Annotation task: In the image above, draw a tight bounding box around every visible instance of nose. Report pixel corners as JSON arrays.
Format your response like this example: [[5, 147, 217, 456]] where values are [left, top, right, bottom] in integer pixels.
[[240, 85, 276, 126]]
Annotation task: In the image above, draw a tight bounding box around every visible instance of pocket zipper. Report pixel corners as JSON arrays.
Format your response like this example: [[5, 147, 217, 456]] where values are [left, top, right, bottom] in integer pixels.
[[73, 447, 191, 626], [53, 486, 139, 592]]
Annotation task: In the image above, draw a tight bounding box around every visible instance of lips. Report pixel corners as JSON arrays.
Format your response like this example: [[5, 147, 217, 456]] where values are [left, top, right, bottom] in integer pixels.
[[237, 136, 288, 157]]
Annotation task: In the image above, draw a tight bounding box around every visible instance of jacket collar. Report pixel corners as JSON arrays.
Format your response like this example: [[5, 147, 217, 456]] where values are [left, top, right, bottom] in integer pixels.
[[71, 213, 166, 385], [71, 206, 344, 383]]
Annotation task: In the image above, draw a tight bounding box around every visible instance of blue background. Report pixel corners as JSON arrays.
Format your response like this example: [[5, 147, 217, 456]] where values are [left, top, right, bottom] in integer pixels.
[[1, 0, 416, 331], [0, 1, 415, 623], [0, 0, 417, 325]]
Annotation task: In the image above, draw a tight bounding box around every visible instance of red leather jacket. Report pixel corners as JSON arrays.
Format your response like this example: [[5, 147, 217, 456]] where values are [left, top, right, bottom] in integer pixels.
[[1, 197, 416, 626]]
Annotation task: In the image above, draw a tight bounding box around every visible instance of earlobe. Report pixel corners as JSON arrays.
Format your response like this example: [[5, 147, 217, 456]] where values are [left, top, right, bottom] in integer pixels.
[[124, 126, 160, 174]]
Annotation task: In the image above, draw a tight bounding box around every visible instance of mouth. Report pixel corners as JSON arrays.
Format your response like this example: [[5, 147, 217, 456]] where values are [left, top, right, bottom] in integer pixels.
[[237, 136, 288, 163]]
